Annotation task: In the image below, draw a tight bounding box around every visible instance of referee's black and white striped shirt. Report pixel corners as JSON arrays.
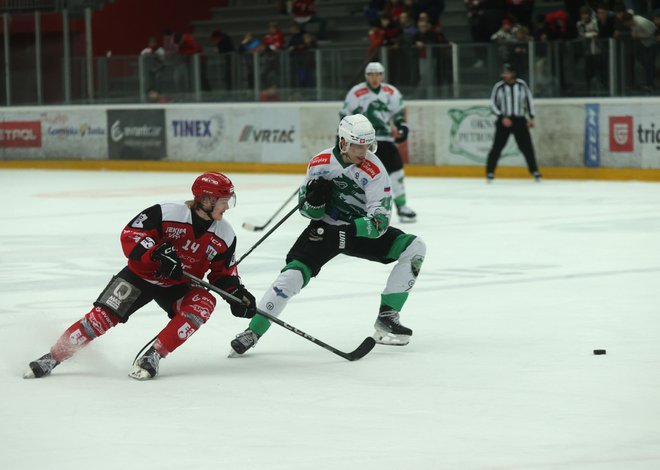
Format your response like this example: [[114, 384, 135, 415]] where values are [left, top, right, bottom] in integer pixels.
[[490, 79, 535, 118]]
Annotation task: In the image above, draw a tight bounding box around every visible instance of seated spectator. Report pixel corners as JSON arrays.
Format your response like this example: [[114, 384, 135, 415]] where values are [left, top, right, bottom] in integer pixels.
[[140, 36, 165, 93], [211, 27, 234, 90], [146, 88, 166, 103], [141, 36, 165, 57], [577, 5, 606, 92], [622, 11, 656, 91], [506, 0, 533, 29], [161, 29, 178, 54], [419, 0, 446, 25], [211, 27, 234, 54], [403, 0, 420, 23], [288, 22, 306, 51], [365, 0, 387, 27], [595, 3, 616, 38], [262, 22, 286, 51], [491, 17, 521, 63], [368, 13, 402, 56], [399, 11, 419, 38], [260, 83, 281, 101], [465, 0, 506, 43], [384, 0, 405, 21], [491, 17, 518, 43], [544, 9, 573, 40], [613, 2, 632, 38], [292, 0, 327, 40], [239, 32, 262, 53], [174, 32, 203, 56]]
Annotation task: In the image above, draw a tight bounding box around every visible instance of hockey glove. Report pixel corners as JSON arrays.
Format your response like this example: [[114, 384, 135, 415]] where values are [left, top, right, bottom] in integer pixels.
[[305, 178, 334, 207], [308, 223, 356, 252], [229, 285, 257, 318], [394, 122, 409, 144], [151, 242, 183, 280]]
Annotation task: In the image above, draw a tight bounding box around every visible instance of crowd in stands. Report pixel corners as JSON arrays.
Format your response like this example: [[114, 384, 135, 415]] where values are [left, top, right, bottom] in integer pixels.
[[139, 0, 659, 99]]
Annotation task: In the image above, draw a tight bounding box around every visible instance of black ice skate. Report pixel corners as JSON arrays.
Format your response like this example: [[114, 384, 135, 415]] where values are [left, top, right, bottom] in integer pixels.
[[373, 308, 412, 346], [23, 352, 60, 379], [129, 346, 161, 381], [533, 172, 542, 182], [228, 329, 260, 358], [397, 205, 417, 223]]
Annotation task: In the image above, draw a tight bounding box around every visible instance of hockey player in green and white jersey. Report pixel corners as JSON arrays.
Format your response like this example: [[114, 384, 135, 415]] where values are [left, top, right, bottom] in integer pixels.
[[229, 114, 426, 357], [340, 62, 417, 223]]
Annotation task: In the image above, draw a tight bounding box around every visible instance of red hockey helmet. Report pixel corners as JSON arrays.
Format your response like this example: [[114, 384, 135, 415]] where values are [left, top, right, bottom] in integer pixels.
[[191, 172, 235, 203]]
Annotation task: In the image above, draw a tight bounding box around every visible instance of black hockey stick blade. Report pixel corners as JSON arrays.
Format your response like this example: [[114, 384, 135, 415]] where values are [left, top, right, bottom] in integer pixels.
[[182, 272, 376, 362], [344, 337, 376, 361]]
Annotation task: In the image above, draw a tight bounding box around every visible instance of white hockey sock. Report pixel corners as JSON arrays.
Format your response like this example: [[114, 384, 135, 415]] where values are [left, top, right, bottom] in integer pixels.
[[389, 168, 406, 206], [382, 237, 426, 305], [257, 269, 305, 319]]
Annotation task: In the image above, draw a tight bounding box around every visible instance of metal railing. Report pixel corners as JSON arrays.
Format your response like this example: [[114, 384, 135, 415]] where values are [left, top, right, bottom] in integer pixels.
[[2, 37, 659, 105]]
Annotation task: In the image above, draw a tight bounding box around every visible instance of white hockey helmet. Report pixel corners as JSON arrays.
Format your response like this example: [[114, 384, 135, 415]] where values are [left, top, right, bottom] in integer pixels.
[[365, 61, 385, 79], [338, 114, 377, 153]]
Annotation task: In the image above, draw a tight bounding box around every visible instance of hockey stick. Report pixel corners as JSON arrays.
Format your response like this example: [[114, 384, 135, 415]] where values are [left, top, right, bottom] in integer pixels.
[[235, 203, 300, 266], [183, 272, 376, 361], [242, 188, 299, 232]]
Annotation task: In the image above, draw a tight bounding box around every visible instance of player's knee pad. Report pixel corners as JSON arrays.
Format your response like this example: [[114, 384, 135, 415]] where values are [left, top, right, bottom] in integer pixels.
[[175, 288, 216, 328], [95, 274, 143, 322], [80, 306, 120, 339], [400, 237, 426, 277], [272, 268, 305, 298]]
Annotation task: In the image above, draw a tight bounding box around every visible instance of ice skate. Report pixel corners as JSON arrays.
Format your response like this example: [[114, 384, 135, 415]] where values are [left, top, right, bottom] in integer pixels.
[[533, 172, 542, 182], [487, 173, 494, 184], [373, 309, 412, 346], [129, 346, 161, 380], [396, 205, 417, 223], [228, 329, 260, 357], [23, 352, 60, 379]]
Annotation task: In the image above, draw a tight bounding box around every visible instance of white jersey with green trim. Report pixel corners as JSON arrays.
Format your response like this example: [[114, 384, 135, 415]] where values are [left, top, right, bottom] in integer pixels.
[[301, 146, 393, 236], [340, 82, 405, 142]]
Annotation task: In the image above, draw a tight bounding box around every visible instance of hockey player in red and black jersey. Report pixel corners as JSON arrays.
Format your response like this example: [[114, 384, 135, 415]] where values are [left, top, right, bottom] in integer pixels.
[[24, 172, 257, 381]]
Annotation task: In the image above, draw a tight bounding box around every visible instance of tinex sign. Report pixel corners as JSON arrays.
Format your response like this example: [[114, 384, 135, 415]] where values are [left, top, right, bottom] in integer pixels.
[[0, 121, 42, 148]]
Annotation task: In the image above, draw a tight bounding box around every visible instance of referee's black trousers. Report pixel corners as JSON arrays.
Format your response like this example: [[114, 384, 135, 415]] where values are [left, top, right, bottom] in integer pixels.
[[486, 117, 539, 175]]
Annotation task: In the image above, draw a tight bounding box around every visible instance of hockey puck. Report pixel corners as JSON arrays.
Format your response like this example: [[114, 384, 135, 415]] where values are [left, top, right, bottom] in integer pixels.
[[593, 349, 607, 355]]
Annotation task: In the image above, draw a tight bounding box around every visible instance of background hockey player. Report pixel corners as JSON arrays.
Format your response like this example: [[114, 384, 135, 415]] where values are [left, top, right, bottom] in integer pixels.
[[340, 61, 417, 223], [229, 114, 426, 357], [24, 172, 257, 381]]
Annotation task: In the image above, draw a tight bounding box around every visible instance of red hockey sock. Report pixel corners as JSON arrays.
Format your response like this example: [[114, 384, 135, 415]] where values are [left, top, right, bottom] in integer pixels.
[[154, 288, 216, 356], [153, 314, 199, 357], [51, 306, 120, 362]]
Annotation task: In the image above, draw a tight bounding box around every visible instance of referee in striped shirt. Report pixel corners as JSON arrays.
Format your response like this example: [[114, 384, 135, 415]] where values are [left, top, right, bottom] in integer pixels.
[[486, 63, 541, 182]]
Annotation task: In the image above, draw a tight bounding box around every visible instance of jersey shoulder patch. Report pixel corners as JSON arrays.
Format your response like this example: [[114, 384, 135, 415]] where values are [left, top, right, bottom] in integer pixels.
[[354, 87, 370, 97], [309, 153, 331, 168], [382, 85, 395, 95], [358, 160, 381, 179]]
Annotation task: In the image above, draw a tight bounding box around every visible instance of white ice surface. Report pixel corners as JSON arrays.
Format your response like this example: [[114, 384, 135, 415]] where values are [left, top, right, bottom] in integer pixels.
[[1, 170, 660, 470]]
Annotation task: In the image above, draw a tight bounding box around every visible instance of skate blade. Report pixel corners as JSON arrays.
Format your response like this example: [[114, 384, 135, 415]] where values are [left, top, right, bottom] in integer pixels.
[[398, 217, 417, 224], [22, 367, 37, 379], [373, 330, 411, 346], [227, 347, 246, 358], [128, 365, 154, 381]]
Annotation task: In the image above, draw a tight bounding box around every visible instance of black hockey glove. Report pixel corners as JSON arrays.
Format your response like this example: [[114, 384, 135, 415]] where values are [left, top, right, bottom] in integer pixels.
[[394, 122, 409, 144], [305, 178, 334, 206], [308, 223, 356, 252], [151, 242, 183, 280], [229, 285, 257, 318]]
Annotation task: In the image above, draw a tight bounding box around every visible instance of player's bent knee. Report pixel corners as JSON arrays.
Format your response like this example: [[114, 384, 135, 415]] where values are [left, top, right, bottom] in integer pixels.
[[81, 306, 120, 339], [272, 268, 305, 298], [401, 237, 426, 276], [176, 288, 216, 327]]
